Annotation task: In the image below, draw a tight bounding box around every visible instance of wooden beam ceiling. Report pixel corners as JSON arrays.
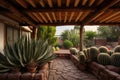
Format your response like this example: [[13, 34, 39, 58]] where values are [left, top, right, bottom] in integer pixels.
[[82, 0, 120, 25], [0, 0, 36, 26]]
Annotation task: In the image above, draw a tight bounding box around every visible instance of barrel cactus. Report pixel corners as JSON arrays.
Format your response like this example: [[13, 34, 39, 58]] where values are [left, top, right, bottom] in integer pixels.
[[111, 52, 120, 67], [83, 49, 87, 58], [107, 50, 113, 56], [78, 52, 86, 63], [97, 53, 111, 65], [98, 46, 108, 53], [69, 48, 78, 55], [89, 47, 99, 61], [114, 45, 120, 52]]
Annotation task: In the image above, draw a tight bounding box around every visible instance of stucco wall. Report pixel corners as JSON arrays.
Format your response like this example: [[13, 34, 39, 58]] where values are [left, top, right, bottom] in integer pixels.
[[0, 23, 4, 53]]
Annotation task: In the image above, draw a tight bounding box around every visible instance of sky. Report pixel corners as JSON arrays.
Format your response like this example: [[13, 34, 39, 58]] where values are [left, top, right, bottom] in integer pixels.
[[55, 25, 99, 35]]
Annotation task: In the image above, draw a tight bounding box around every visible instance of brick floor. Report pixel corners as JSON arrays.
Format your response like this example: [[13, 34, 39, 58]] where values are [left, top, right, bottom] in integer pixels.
[[48, 58, 98, 80]]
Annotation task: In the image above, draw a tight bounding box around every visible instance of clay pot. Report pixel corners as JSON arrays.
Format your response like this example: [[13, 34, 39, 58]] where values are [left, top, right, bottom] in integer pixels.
[[27, 66, 37, 73]]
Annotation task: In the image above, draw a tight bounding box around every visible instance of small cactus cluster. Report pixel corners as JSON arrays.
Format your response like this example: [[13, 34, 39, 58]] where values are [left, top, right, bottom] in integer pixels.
[[69, 48, 78, 55], [78, 45, 120, 67], [97, 53, 111, 65], [78, 52, 86, 63], [98, 46, 108, 53], [111, 52, 120, 67], [89, 47, 99, 61], [114, 45, 120, 52]]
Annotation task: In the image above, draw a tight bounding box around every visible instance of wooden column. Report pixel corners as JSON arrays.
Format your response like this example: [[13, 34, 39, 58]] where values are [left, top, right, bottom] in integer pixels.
[[32, 27, 37, 39], [79, 25, 84, 51]]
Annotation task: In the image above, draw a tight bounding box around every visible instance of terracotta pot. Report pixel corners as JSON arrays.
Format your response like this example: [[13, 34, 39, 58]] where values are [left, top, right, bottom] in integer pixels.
[[27, 66, 37, 73]]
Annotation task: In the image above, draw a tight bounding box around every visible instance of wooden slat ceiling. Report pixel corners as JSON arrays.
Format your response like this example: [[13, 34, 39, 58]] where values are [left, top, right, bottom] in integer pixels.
[[0, 0, 120, 26]]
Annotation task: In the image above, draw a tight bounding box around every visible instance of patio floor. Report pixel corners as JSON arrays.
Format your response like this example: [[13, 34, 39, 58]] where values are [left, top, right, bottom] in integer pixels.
[[48, 58, 98, 80]]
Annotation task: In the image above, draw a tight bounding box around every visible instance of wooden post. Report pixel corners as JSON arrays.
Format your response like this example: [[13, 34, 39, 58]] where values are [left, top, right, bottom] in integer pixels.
[[32, 27, 37, 39], [79, 25, 84, 51]]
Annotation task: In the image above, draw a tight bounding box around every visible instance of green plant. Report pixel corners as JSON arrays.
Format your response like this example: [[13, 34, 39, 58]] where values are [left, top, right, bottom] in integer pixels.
[[111, 52, 120, 67], [89, 47, 99, 61], [97, 53, 111, 65], [114, 45, 120, 52], [78, 52, 86, 63], [63, 40, 73, 49], [98, 46, 108, 53], [56, 47, 60, 51], [69, 48, 78, 55], [0, 36, 56, 73]]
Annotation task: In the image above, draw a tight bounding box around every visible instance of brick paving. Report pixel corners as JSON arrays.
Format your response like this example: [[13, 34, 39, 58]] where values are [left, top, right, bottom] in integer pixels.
[[48, 58, 98, 80]]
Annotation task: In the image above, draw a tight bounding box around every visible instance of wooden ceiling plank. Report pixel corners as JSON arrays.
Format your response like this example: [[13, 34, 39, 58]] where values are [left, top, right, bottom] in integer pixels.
[[79, 11, 90, 21], [89, 0, 95, 6], [100, 11, 120, 22], [106, 15, 120, 22], [90, 11, 104, 22], [82, 0, 120, 25], [96, 0, 103, 6], [27, 13, 39, 22], [39, 0, 45, 7], [66, 0, 70, 7], [64, 12, 68, 23], [0, 0, 35, 26], [47, 0, 53, 8], [58, 0, 61, 7], [74, 0, 80, 7], [16, 0, 27, 8], [32, 13, 43, 23], [82, 0, 88, 6], [75, 12, 83, 22], [26, 0, 36, 8], [69, 12, 75, 22], [39, 13, 48, 23], [52, 12, 57, 22], [45, 13, 53, 23], [59, 12, 61, 22]]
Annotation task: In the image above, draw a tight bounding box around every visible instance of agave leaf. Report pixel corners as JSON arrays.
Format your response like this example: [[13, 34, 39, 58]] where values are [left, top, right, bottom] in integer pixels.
[[0, 69, 10, 73]]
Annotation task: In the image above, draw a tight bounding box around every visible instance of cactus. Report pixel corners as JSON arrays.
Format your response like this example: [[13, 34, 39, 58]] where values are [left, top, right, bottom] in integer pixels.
[[111, 52, 120, 67], [97, 53, 111, 65], [114, 45, 120, 52], [56, 47, 60, 51], [78, 52, 86, 63], [69, 48, 78, 55], [89, 47, 99, 61], [98, 46, 108, 53], [107, 50, 113, 56]]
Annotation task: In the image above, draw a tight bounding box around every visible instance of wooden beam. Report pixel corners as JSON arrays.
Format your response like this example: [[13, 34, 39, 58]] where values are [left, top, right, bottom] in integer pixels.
[[39, 13, 48, 23], [66, 0, 70, 7], [74, 0, 80, 7], [32, 13, 43, 23], [75, 12, 83, 22], [82, 0, 87, 6], [39, 0, 45, 7], [23, 7, 93, 13], [100, 11, 120, 22], [69, 12, 75, 22], [45, 13, 53, 23], [52, 12, 57, 22], [26, 0, 36, 8], [0, 0, 35, 26], [59, 12, 61, 22], [64, 12, 68, 23], [89, 0, 95, 6], [82, 0, 120, 25], [58, 0, 61, 7], [47, 0, 53, 8], [16, 0, 27, 8], [79, 25, 84, 51]]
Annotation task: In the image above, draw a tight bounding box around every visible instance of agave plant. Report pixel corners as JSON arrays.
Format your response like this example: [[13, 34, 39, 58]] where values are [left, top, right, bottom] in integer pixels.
[[0, 36, 56, 73]]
